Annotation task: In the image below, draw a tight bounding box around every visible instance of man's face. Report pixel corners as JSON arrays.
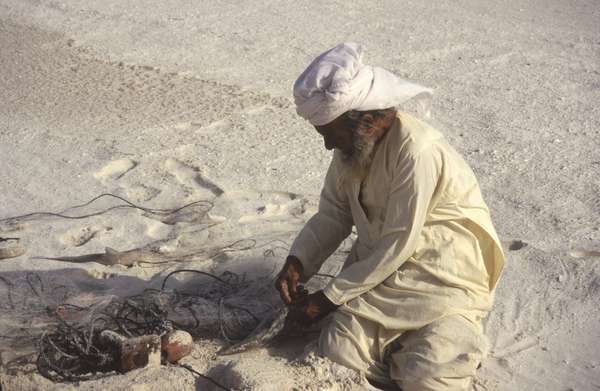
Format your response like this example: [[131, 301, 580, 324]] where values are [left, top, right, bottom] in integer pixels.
[[313, 113, 357, 155], [312, 109, 395, 184], [315, 111, 379, 183]]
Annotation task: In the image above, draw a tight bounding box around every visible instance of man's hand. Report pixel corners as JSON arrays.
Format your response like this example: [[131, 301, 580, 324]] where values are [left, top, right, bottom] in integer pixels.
[[275, 256, 306, 305], [287, 290, 339, 326]]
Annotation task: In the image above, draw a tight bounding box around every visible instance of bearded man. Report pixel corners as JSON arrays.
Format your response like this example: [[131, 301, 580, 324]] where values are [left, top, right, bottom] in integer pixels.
[[275, 43, 505, 391]]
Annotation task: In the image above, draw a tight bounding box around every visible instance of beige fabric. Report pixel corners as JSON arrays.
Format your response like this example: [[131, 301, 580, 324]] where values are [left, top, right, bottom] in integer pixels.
[[388, 315, 487, 391], [320, 312, 487, 389], [289, 112, 504, 386]]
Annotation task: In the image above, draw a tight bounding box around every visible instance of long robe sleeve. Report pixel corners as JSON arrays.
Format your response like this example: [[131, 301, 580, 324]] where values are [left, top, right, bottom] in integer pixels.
[[323, 145, 442, 305], [289, 151, 354, 280]]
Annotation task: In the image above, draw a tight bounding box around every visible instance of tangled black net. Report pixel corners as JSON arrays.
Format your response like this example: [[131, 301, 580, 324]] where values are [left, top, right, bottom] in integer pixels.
[[30, 269, 261, 384], [0, 267, 272, 391], [37, 297, 172, 381]]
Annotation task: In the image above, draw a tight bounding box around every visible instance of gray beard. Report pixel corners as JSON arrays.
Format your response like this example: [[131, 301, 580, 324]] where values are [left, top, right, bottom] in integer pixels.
[[338, 131, 376, 190]]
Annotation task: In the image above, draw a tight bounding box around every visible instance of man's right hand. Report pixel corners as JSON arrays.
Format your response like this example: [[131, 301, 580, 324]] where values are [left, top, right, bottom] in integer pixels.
[[275, 256, 306, 305]]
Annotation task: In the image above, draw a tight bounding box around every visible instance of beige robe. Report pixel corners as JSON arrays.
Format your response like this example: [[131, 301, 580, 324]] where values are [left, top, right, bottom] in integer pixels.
[[289, 112, 505, 385]]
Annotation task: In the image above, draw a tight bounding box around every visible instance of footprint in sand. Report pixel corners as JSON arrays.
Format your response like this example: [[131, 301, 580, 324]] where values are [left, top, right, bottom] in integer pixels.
[[60, 225, 112, 247], [93, 158, 137, 181], [164, 158, 224, 197], [144, 219, 173, 238], [235, 191, 310, 223], [125, 184, 161, 202]]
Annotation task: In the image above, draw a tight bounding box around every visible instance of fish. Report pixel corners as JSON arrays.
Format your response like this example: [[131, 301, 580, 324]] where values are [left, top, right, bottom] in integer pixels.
[[34, 247, 167, 267], [219, 306, 288, 355]]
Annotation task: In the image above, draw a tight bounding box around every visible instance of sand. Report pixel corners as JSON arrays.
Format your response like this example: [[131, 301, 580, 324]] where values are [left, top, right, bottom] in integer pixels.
[[1, 0, 599, 390]]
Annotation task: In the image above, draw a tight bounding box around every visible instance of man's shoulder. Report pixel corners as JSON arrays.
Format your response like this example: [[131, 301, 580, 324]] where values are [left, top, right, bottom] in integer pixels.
[[389, 112, 444, 157]]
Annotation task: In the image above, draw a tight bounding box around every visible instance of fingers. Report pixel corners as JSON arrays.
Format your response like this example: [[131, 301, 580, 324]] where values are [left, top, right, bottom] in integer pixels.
[[286, 291, 338, 326], [276, 277, 292, 305], [289, 276, 298, 298], [276, 280, 307, 305], [274, 258, 304, 305]]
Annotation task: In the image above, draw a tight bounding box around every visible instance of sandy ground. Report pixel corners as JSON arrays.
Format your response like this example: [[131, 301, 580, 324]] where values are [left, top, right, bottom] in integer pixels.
[[1, 0, 599, 390]]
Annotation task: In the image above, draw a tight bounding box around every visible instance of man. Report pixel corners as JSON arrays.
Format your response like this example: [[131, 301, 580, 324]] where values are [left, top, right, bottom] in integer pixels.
[[275, 42, 504, 390]]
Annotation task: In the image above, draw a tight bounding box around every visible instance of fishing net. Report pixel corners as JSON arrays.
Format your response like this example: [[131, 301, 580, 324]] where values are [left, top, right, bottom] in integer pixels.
[[0, 267, 274, 382], [0, 192, 348, 385]]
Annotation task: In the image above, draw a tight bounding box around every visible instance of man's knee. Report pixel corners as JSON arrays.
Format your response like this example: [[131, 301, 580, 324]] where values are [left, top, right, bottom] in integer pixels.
[[318, 311, 384, 378], [318, 312, 365, 370], [388, 315, 486, 391], [393, 351, 477, 391], [318, 316, 341, 359]]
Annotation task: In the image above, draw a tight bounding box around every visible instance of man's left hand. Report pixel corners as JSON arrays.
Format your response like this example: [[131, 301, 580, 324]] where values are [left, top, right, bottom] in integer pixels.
[[287, 290, 339, 325]]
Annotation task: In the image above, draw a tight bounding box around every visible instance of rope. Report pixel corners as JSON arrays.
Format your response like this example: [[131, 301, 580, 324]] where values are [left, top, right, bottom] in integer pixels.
[[178, 363, 232, 391], [0, 193, 213, 223]]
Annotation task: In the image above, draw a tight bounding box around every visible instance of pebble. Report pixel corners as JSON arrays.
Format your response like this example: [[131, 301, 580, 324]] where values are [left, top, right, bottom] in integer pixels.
[[162, 330, 193, 363]]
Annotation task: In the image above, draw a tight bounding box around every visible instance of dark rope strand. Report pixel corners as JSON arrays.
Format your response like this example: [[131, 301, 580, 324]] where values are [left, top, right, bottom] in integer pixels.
[[178, 363, 232, 391], [0, 193, 213, 223]]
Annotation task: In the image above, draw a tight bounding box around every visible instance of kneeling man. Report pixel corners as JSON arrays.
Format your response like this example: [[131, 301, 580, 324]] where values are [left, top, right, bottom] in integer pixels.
[[275, 42, 505, 391]]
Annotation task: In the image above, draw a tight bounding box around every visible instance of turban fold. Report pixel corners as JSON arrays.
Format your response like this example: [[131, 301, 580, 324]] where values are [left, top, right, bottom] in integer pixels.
[[293, 42, 433, 126]]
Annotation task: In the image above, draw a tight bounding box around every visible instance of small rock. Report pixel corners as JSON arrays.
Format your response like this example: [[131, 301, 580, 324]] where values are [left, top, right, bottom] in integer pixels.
[[162, 330, 193, 363], [508, 240, 527, 251]]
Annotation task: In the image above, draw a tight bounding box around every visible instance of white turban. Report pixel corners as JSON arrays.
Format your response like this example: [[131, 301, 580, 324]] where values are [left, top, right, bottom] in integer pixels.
[[293, 42, 433, 126]]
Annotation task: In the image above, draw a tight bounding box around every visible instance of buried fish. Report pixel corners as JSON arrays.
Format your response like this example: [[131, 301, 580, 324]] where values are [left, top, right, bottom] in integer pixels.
[[219, 306, 289, 355], [34, 247, 169, 267], [219, 302, 321, 355]]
